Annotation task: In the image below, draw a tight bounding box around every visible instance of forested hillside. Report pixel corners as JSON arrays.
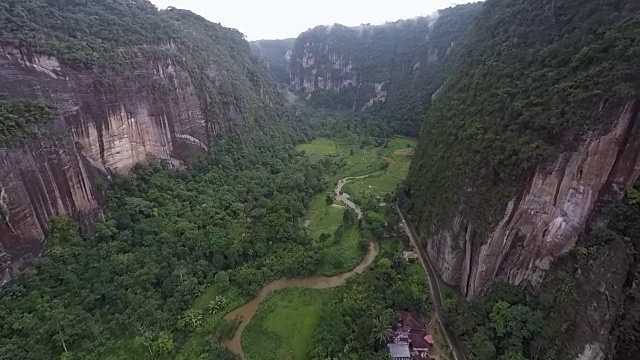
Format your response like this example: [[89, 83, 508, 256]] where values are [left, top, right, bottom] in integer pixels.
[[0, 0, 284, 281], [404, 0, 640, 359], [407, 0, 640, 237], [288, 3, 483, 136]]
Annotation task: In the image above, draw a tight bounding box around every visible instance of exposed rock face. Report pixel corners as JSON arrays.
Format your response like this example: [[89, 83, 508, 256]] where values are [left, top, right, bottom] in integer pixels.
[[292, 48, 357, 94], [0, 135, 102, 284], [0, 43, 260, 283], [422, 101, 640, 298]]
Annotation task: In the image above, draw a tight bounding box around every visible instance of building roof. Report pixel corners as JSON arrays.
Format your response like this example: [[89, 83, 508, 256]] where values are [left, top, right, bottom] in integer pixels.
[[424, 335, 434, 345], [388, 343, 411, 359], [399, 311, 425, 330]]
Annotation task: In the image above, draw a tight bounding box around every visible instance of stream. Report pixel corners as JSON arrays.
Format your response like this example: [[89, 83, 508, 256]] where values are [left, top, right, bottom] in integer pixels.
[[221, 172, 380, 359]]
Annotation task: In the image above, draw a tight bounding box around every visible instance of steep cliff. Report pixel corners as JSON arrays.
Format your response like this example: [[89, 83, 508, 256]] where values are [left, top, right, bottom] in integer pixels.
[[404, 0, 640, 358], [0, 0, 282, 284], [288, 3, 482, 136], [250, 38, 296, 85]]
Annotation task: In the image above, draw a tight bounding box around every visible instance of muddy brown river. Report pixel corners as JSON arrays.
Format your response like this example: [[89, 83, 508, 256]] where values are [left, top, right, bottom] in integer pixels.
[[221, 173, 380, 359]]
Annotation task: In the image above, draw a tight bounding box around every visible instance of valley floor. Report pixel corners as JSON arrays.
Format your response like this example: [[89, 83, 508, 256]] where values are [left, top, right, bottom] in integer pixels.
[[232, 136, 431, 360]]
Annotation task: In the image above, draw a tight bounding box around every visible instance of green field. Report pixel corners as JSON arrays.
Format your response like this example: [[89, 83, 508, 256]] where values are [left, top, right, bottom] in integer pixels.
[[305, 192, 366, 275], [243, 288, 330, 360], [296, 137, 387, 180], [343, 137, 416, 203], [306, 192, 345, 241]]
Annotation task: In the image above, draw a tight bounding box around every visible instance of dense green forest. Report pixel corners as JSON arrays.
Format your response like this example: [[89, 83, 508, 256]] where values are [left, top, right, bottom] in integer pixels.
[[406, 0, 640, 238]]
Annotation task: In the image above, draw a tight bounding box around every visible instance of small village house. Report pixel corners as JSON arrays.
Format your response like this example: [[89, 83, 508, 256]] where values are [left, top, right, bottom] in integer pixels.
[[387, 311, 435, 360]]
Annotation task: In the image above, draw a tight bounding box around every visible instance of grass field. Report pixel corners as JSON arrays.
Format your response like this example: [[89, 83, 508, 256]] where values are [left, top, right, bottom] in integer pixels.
[[306, 193, 345, 240], [343, 137, 416, 203], [243, 288, 330, 360], [305, 193, 366, 275]]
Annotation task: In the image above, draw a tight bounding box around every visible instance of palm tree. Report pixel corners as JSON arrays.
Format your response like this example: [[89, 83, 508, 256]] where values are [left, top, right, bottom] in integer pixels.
[[372, 316, 394, 344]]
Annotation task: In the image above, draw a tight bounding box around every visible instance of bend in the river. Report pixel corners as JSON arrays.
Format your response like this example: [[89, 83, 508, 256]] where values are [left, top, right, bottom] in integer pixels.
[[221, 171, 381, 360]]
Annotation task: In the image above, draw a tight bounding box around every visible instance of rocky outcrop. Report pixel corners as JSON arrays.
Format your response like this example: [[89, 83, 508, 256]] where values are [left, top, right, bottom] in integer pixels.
[[0, 42, 268, 283], [423, 100, 640, 298]]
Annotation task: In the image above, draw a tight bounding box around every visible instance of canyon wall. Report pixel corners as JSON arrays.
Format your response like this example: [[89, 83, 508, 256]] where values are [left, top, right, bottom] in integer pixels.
[[0, 6, 280, 283], [424, 100, 640, 297], [0, 45, 215, 283], [404, 0, 640, 358], [287, 3, 482, 136]]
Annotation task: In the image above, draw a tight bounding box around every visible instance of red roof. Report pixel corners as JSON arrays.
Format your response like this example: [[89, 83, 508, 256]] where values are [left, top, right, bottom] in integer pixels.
[[424, 335, 434, 345]]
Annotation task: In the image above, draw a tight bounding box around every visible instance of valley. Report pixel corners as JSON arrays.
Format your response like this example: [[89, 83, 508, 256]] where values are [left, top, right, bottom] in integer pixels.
[[1, 1, 640, 360], [219, 136, 422, 360]]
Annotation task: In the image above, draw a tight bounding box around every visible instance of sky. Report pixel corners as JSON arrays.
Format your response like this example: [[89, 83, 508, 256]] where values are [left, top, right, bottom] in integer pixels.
[[150, 0, 472, 41]]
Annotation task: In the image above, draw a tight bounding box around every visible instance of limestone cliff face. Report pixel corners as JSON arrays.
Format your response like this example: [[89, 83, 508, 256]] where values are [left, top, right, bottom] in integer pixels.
[[288, 3, 483, 135], [422, 100, 640, 299], [292, 47, 358, 93], [0, 43, 262, 284]]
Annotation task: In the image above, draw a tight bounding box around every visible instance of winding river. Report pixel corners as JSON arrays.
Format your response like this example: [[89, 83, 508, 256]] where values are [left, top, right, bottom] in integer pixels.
[[221, 172, 381, 359]]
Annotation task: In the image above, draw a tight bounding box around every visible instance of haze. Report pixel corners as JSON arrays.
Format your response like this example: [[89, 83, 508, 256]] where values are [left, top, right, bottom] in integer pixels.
[[150, 0, 473, 40]]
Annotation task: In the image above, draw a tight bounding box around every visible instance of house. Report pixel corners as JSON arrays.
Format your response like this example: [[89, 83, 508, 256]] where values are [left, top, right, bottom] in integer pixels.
[[402, 251, 419, 262], [387, 311, 435, 360]]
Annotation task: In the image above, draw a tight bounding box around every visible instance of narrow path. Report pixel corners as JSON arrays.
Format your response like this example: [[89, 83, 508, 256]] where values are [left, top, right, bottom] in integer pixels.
[[221, 172, 382, 360], [395, 205, 468, 360]]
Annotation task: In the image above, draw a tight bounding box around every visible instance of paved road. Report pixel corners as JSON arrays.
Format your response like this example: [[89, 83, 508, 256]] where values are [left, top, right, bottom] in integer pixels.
[[395, 205, 468, 360]]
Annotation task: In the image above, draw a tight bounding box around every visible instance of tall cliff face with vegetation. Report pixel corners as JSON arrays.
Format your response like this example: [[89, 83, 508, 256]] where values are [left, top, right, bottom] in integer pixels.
[[0, 0, 282, 284], [250, 38, 296, 85], [404, 0, 640, 359], [288, 3, 483, 136]]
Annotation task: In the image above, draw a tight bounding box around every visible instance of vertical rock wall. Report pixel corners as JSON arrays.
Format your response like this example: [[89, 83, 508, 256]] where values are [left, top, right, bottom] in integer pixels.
[[0, 44, 237, 283], [422, 100, 640, 298]]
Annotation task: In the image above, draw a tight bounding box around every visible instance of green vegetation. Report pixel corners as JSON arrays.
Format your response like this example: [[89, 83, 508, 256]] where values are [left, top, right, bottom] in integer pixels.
[[236, 136, 425, 360], [308, 239, 432, 360], [299, 136, 415, 275], [289, 3, 483, 136], [0, 98, 54, 146], [243, 288, 330, 360], [407, 0, 640, 238], [343, 138, 416, 204], [296, 137, 387, 180], [0, 134, 329, 360]]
